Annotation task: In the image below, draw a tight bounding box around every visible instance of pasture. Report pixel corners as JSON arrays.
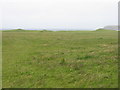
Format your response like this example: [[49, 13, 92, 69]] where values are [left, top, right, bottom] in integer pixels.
[[2, 30, 118, 88]]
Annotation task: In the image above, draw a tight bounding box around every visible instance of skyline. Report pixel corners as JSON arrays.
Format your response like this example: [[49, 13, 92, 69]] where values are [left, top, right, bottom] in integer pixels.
[[1, 0, 119, 30]]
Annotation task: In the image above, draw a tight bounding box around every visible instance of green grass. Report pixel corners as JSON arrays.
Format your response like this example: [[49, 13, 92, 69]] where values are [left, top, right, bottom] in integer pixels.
[[0, 32, 2, 89], [2, 30, 118, 88], [2, 29, 52, 32]]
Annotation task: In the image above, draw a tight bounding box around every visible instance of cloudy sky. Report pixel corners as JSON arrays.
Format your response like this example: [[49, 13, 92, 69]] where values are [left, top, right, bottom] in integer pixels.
[[1, 0, 119, 30]]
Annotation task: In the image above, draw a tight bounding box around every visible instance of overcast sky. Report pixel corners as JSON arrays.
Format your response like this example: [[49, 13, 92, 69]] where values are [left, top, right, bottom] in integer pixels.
[[0, 0, 119, 30]]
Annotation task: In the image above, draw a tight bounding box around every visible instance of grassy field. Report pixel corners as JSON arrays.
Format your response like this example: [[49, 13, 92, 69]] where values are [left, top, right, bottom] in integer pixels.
[[2, 30, 118, 88], [0, 31, 2, 89]]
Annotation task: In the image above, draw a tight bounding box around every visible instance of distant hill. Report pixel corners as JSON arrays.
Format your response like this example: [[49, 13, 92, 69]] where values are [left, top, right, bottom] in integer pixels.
[[103, 26, 119, 30]]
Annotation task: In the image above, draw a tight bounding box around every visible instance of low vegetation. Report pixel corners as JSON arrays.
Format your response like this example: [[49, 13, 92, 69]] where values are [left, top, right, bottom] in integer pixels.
[[2, 30, 118, 88]]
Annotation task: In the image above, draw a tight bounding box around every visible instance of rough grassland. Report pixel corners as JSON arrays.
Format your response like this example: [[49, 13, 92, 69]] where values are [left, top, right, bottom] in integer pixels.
[[0, 31, 2, 89], [2, 30, 118, 88]]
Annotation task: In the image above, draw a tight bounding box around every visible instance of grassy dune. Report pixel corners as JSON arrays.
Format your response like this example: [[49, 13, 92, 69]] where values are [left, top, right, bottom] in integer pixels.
[[2, 30, 118, 88]]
